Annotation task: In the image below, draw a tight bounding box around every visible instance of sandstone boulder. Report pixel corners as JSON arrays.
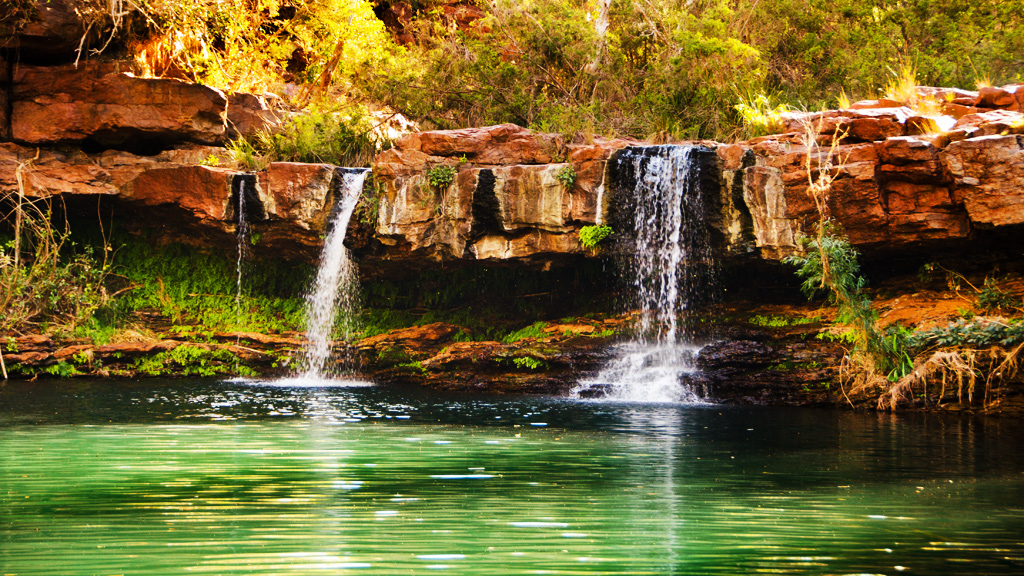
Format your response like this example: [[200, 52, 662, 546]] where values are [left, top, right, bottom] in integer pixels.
[[394, 124, 566, 165], [226, 92, 290, 139], [10, 62, 227, 146], [262, 162, 335, 228], [954, 109, 1024, 137], [0, 142, 233, 198], [122, 165, 236, 222], [943, 135, 1024, 228], [976, 85, 1022, 111]]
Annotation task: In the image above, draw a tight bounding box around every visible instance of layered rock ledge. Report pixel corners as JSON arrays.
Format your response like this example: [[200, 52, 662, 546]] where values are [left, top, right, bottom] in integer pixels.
[[5, 47, 1023, 272]]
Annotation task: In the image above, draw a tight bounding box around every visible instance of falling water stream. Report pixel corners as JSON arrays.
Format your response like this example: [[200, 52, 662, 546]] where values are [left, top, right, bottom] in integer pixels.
[[575, 145, 714, 403], [295, 169, 369, 381], [234, 179, 250, 329]]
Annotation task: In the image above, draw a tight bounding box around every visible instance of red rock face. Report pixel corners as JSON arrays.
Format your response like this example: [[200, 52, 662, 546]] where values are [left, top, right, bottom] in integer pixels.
[[10, 62, 228, 146], [943, 135, 1024, 228], [263, 162, 335, 228], [738, 90, 1024, 259], [395, 124, 567, 165], [122, 165, 235, 221], [226, 93, 289, 139]]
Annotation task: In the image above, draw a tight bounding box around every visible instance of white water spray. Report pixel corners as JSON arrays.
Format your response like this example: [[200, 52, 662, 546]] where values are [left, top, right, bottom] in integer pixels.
[[297, 169, 369, 380], [574, 146, 714, 403]]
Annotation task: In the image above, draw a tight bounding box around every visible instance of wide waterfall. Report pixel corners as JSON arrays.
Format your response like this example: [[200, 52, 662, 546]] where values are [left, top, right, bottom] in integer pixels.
[[574, 145, 716, 403], [296, 168, 369, 381]]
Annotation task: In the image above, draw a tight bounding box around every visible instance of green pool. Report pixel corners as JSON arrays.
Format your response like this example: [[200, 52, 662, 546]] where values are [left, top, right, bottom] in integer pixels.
[[1, 378, 1022, 575]]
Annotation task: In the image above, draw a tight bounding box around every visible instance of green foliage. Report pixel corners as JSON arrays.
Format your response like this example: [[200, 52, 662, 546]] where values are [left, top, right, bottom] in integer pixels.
[[354, 178, 383, 227], [502, 322, 548, 344], [397, 360, 426, 374], [908, 318, 1024, 349], [110, 235, 309, 334], [43, 361, 82, 378], [352, 0, 1023, 141], [512, 356, 547, 371], [128, 0, 395, 95], [578, 225, 614, 251], [734, 93, 790, 138], [555, 165, 577, 188], [226, 137, 263, 171], [248, 104, 388, 167], [749, 314, 814, 328], [785, 222, 910, 379], [427, 165, 458, 190], [1, 194, 113, 334], [816, 329, 857, 344], [976, 278, 1019, 311], [131, 344, 251, 377], [73, 317, 121, 346]]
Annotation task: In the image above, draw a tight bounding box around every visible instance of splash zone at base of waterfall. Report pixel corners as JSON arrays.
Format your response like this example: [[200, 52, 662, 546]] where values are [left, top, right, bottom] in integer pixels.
[[295, 169, 370, 382], [574, 145, 715, 403]]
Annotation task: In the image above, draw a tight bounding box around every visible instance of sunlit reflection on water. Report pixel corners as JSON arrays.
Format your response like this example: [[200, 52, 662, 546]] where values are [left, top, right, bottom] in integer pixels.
[[1, 379, 1023, 575], [235, 376, 376, 388]]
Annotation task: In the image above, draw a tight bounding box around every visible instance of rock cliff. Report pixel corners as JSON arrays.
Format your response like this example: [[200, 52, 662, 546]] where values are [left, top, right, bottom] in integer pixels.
[[3, 42, 1024, 273]]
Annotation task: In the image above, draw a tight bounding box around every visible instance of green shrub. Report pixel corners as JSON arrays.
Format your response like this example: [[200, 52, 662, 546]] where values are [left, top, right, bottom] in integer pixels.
[[555, 165, 577, 188], [734, 93, 790, 138], [908, 318, 1024, 349], [976, 278, 1019, 312], [749, 314, 814, 328], [1, 194, 113, 334], [427, 165, 458, 190], [252, 105, 387, 167], [578, 225, 614, 250], [512, 356, 547, 370]]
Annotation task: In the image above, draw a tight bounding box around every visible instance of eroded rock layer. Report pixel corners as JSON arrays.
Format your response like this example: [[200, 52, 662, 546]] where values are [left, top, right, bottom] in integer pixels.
[[3, 49, 1024, 272]]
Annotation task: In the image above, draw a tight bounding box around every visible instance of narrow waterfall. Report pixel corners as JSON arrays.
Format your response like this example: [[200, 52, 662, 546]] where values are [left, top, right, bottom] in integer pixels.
[[296, 169, 369, 380], [574, 145, 715, 403], [234, 179, 250, 326]]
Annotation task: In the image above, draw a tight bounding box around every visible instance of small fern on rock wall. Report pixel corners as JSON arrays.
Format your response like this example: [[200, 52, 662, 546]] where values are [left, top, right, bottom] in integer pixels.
[[578, 225, 613, 251]]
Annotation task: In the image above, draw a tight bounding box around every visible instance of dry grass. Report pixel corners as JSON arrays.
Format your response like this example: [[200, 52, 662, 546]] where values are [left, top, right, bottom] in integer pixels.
[[883, 63, 920, 106], [836, 90, 851, 110]]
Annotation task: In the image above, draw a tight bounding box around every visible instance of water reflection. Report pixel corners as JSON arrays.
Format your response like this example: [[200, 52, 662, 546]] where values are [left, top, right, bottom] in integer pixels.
[[1, 379, 1023, 575]]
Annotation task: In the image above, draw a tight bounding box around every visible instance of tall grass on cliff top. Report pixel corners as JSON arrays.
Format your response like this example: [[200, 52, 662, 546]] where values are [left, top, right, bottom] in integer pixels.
[[228, 103, 390, 169]]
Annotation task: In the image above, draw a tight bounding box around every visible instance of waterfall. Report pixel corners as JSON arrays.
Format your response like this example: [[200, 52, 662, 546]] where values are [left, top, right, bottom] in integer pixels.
[[296, 169, 369, 380], [574, 145, 715, 403], [234, 179, 250, 328]]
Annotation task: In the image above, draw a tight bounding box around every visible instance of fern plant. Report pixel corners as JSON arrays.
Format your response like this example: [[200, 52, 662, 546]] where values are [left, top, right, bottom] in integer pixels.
[[578, 225, 613, 250]]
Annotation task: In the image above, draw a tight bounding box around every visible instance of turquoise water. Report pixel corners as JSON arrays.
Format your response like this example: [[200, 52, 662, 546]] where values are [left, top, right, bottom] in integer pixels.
[[1, 379, 1023, 575]]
